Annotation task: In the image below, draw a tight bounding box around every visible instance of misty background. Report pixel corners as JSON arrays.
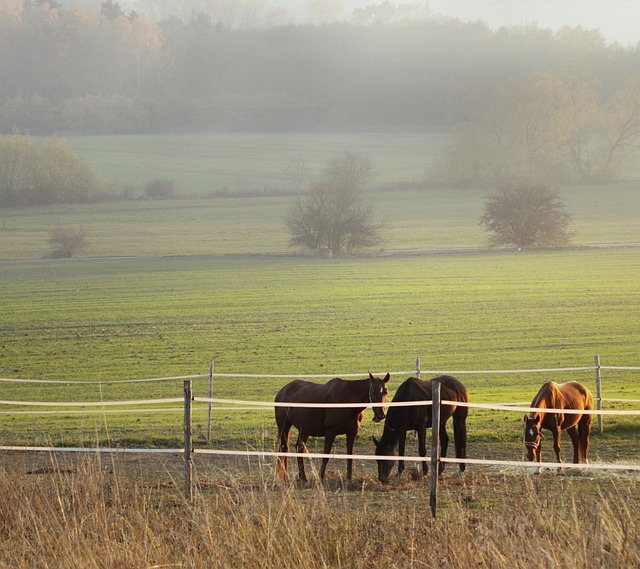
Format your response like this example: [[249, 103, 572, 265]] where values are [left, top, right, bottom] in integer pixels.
[[1, 0, 639, 202]]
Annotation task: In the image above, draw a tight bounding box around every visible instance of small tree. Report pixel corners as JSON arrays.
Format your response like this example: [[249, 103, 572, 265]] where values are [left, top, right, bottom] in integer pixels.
[[480, 184, 573, 248], [48, 226, 89, 258], [285, 152, 385, 256]]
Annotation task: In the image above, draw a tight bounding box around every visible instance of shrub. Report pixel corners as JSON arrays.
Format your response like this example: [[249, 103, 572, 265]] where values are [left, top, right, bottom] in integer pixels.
[[144, 178, 176, 199], [47, 226, 89, 258]]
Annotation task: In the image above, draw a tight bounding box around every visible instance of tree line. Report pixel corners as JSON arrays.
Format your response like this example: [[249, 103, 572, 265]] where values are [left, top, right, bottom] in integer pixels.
[[1, 0, 639, 139]]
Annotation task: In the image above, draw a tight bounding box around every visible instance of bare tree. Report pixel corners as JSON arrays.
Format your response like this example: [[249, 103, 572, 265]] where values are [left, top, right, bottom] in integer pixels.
[[286, 152, 385, 256], [285, 154, 310, 193], [480, 184, 573, 248], [48, 226, 89, 258], [444, 70, 640, 185]]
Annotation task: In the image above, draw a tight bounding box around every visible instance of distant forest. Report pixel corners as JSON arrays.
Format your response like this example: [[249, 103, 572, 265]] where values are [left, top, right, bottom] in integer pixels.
[[1, 0, 639, 135]]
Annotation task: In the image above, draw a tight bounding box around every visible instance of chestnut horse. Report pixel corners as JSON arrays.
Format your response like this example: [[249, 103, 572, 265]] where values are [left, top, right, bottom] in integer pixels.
[[524, 380, 594, 469], [275, 372, 390, 481], [372, 375, 468, 484]]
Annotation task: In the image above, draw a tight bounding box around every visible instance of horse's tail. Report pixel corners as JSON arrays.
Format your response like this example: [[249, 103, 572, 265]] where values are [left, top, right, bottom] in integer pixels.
[[275, 419, 290, 479], [274, 401, 291, 479]]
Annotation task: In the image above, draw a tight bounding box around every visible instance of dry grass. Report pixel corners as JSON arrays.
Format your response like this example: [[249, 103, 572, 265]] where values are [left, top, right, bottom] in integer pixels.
[[0, 452, 638, 568]]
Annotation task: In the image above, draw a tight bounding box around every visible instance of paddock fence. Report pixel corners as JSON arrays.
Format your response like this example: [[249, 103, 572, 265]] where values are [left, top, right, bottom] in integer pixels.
[[1, 356, 639, 515]]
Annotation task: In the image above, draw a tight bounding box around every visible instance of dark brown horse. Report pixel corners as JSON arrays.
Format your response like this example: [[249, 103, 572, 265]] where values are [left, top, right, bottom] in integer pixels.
[[524, 380, 594, 469], [372, 375, 468, 484], [275, 372, 390, 481]]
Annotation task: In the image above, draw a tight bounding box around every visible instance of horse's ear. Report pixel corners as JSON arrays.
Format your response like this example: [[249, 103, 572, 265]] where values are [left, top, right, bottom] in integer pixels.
[[372, 436, 379, 447], [368, 370, 374, 379], [383, 372, 390, 383], [523, 414, 527, 423]]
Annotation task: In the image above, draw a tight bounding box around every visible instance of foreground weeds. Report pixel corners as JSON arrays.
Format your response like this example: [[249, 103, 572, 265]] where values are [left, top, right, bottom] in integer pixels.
[[0, 453, 638, 568]]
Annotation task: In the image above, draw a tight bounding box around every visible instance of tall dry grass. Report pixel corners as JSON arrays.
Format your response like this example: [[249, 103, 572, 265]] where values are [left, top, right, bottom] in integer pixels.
[[0, 453, 638, 568]]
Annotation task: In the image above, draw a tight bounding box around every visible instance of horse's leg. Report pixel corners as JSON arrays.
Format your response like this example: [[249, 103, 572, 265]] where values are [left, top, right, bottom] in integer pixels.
[[397, 430, 407, 475], [438, 421, 449, 475], [566, 426, 580, 464], [533, 444, 542, 475], [344, 431, 357, 480], [452, 410, 468, 473], [417, 426, 428, 476], [295, 432, 309, 482], [320, 433, 337, 480], [578, 414, 592, 463], [550, 425, 563, 467], [276, 420, 291, 479]]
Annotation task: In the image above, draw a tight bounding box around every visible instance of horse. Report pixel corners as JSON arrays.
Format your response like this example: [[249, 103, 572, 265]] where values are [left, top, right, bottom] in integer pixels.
[[524, 380, 594, 470], [372, 375, 468, 484], [275, 371, 390, 481]]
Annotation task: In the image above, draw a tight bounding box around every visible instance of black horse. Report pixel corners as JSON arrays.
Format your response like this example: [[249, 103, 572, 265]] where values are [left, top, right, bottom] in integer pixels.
[[373, 375, 468, 483]]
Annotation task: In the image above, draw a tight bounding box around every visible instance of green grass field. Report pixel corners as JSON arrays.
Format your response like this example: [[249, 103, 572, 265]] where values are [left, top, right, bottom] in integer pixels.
[[1, 184, 639, 260], [1, 140, 639, 569], [1, 132, 639, 468], [1, 250, 639, 461], [68, 131, 450, 195]]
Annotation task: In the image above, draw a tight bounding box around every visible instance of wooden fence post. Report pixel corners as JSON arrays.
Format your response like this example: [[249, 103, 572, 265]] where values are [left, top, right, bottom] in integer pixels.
[[595, 355, 603, 433], [206, 360, 213, 444], [184, 379, 193, 500], [430, 380, 441, 518]]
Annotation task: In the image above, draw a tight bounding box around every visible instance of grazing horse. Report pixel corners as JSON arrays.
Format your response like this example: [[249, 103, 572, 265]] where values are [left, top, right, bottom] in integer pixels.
[[275, 372, 390, 481], [524, 380, 594, 469], [372, 375, 468, 484]]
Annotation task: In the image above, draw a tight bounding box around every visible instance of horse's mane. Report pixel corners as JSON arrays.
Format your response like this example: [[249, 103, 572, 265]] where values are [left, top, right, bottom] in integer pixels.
[[530, 381, 561, 416], [393, 377, 427, 401]]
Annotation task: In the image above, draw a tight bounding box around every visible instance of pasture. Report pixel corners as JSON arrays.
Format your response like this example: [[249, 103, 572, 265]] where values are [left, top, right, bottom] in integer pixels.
[[67, 131, 451, 195], [1, 134, 639, 566], [1, 249, 639, 456], [1, 184, 639, 260]]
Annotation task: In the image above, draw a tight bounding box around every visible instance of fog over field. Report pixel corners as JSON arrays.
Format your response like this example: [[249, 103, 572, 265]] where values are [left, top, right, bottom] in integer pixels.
[[264, 0, 639, 44]]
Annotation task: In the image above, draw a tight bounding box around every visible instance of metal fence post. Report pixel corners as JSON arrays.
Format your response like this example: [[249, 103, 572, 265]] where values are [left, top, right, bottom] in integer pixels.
[[595, 355, 603, 433], [206, 360, 213, 444]]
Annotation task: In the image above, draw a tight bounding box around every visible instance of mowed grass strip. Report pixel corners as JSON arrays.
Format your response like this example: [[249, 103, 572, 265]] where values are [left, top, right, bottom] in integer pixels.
[[1, 249, 639, 454]]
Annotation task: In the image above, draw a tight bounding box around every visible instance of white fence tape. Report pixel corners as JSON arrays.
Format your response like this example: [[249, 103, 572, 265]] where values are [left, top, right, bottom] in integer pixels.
[[0, 445, 181, 454], [209, 371, 414, 379], [438, 457, 640, 472], [0, 407, 201, 416], [1, 396, 639, 415], [2, 445, 639, 473], [419, 367, 597, 374], [0, 362, 636, 385], [440, 400, 640, 416], [0, 374, 209, 385], [0, 398, 183, 407]]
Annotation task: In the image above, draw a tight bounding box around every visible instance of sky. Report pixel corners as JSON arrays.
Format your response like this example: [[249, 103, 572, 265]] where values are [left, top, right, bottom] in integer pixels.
[[288, 0, 640, 46], [427, 0, 640, 46]]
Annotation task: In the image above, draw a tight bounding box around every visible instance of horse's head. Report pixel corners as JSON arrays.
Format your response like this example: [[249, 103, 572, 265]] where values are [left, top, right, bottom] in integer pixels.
[[523, 414, 542, 461], [372, 433, 396, 484], [368, 371, 390, 422]]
